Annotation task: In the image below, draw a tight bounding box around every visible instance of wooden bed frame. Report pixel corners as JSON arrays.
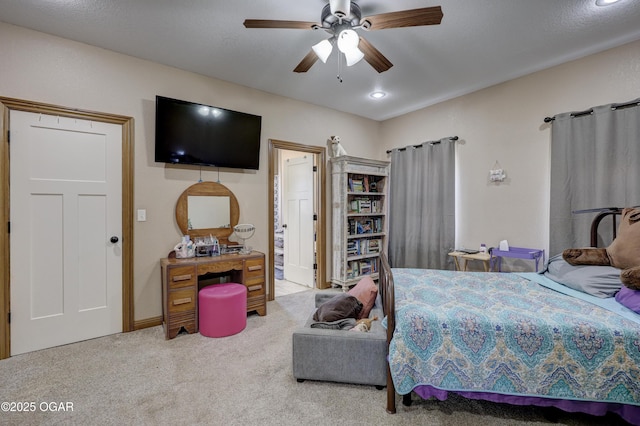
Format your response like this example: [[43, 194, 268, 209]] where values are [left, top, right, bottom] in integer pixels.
[[588, 207, 624, 247], [379, 208, 626, 415], [378, 252, 396, 413]]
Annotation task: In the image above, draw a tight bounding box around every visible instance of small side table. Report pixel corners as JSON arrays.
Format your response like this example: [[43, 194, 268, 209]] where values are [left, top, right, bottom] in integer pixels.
[[448, 251, 491, 272], [490, 247, 545, 272]]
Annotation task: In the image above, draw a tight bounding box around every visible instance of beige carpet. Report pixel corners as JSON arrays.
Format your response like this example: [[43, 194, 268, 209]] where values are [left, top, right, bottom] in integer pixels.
[[0, 289, 627, 425]]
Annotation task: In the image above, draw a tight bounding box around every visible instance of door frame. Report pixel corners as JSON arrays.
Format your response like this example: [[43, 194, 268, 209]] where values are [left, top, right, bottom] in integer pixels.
[[0, 96, 135, 359], [268, 139, 328, 300]]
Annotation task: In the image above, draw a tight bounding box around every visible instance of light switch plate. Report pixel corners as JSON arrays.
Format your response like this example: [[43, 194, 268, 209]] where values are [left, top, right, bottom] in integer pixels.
[[137, 209, 146, 222]]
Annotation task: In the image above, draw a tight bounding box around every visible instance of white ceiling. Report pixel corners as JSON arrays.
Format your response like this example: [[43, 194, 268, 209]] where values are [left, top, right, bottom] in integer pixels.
[[1, 0, 639, 121]]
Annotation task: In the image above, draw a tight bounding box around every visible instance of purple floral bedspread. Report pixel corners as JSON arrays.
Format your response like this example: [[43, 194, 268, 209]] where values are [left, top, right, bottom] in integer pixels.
[[388, 269, 640, 406]]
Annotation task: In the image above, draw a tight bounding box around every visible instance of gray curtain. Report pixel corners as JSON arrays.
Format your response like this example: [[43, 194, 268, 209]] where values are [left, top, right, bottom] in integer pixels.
[[549, 99, 640, 256], [388, 139, 455, 269]]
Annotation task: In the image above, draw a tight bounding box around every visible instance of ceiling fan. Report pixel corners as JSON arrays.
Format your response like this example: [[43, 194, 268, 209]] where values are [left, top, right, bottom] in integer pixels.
[[244, 0, 443, 74]]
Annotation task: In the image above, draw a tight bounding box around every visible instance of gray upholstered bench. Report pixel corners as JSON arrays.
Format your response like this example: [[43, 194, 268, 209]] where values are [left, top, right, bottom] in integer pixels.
[[292, 291, 387, 388]]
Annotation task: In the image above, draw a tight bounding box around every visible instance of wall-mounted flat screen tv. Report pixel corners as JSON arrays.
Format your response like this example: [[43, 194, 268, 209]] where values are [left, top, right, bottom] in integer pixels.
[[155, 95, 262, 170]]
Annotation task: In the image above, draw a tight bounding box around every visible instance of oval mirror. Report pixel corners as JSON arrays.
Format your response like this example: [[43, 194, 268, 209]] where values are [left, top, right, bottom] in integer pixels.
[[175, 181, 239, 244]]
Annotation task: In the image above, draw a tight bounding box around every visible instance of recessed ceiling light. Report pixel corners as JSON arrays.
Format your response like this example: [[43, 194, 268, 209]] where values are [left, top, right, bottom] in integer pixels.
[[595, 0, 621, 6], [370, 91, 386, 99]]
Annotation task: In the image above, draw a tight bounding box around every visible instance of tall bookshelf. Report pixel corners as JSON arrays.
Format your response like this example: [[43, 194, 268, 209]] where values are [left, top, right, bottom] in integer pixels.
[[330, 156, 390, 290]]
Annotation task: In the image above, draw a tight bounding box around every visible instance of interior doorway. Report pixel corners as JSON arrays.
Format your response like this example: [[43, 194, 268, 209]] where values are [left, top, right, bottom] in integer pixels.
[[9, 110, 123, 355], [268, 140, 327, 300], [281, 153, 315, 288], [0, 97, 134, 359]]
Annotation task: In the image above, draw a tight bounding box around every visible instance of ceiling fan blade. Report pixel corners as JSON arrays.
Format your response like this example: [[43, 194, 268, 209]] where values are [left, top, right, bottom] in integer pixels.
[[358, 37, 393, 73], [363, 6, 443, 30], [243, 19, 318, 30], [293, 50, 320, 73]]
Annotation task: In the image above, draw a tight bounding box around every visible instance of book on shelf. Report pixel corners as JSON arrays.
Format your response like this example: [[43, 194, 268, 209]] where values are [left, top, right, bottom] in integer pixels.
[[357, 221, 371, 234], [347, 240, 359, 256], [367, 239, 381, 253], [347, 261, 360, 279], [360, 261, 372, 275], [348, 177, 364, 192], [346, 238, 382, 257], [349, 198, 372, 214], [346, 258, 378, 278], [348, 218, 384, 236]]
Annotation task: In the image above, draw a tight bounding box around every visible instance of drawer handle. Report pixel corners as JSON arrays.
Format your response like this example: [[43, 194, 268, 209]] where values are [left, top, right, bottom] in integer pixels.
[[173, 297, 192, 306], [172, 274, 193, 282], [247, 265, 263, 272], [248, 285, 262, 292]]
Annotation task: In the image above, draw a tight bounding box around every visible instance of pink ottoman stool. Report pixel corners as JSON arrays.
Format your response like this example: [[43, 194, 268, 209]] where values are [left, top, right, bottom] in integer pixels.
[[199, 283, 247, 338]]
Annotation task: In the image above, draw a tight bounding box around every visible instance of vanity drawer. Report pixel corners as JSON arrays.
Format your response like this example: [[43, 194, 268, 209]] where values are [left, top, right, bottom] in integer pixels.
[[245, 279, 265, 298], [168, 288, 197, 314], [245, 258, 265, 279], [167, 265, 197, 289]]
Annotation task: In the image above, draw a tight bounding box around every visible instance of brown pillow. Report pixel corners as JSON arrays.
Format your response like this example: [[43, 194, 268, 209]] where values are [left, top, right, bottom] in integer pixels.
[[313, 293, 363, 322], [348, 276, 378, 319]]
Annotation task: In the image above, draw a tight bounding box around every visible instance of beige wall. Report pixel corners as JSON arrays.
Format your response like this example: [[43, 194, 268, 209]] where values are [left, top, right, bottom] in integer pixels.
[[2, 20, 640, 321], [379, 39, 640, 267], [0, 22, 381, 321]]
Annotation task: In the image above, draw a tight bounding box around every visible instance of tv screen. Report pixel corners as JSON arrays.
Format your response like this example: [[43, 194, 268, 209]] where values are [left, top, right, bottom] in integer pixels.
[[155, 95, 262, 170]]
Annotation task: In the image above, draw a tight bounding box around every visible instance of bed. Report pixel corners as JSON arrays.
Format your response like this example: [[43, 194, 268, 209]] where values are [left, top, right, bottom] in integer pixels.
[[380, 209, 640, 425]]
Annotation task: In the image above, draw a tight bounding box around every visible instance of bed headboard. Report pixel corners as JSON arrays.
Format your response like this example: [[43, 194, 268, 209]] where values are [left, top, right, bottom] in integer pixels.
[[378, 253, 394, 344], [378, 252, 397, 414], [588, 208, 624, 247]]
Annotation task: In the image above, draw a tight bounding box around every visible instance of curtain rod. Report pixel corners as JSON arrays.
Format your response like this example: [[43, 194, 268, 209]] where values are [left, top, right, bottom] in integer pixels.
[[543, 99, 640, 123], [386, 136, 458, 154]]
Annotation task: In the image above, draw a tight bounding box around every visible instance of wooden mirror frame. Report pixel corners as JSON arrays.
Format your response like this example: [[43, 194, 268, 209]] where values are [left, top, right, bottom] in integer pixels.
[[175, 181, 239, 244]]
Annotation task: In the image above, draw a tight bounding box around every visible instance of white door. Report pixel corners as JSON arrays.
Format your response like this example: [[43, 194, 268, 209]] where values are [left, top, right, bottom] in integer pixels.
[[10, 110, 122, 355], [283, 155, 314, 287]]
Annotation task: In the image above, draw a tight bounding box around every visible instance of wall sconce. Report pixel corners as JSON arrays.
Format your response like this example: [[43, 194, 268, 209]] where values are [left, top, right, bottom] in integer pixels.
[[489, 161, 506, 182]]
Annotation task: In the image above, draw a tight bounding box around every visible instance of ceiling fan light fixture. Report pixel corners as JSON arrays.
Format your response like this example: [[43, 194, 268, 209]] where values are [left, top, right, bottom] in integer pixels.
[[312, 39, 333, 63], [337, 29, 363, 66], [245, 3, 443, 74], [330, 0, 351, 18], [337, 29, 359, 52], [343, 48, 364, 66]]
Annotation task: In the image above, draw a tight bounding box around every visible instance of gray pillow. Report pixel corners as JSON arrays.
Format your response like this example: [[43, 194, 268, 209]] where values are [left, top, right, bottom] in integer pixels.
[[543, 254, 622, 298], [310, 318, 356, 330]]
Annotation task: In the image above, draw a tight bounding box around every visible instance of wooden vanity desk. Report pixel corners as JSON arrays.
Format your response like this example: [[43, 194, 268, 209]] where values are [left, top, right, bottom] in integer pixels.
[[164, 180, 265, 340], [161, 251, 266, 340]]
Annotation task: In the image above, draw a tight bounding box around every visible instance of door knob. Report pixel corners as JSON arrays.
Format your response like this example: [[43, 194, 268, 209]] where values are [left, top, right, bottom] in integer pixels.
[[110, 236, 119, 243], [282, 224, 287, 228]]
